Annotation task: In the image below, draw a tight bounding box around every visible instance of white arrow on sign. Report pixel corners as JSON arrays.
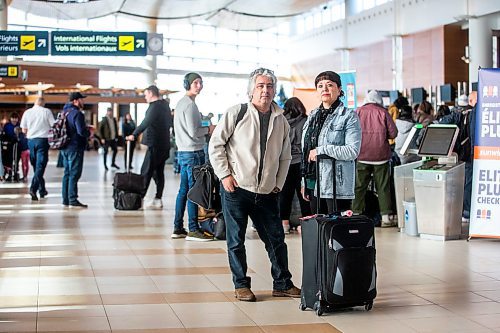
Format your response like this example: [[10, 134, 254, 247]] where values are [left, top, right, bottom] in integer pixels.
[[38, 39, 46, 47], [136, 39, 145, 48]]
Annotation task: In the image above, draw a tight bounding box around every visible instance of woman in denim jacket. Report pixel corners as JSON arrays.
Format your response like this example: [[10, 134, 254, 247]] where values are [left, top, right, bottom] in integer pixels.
[[301, 71, 362, 213]]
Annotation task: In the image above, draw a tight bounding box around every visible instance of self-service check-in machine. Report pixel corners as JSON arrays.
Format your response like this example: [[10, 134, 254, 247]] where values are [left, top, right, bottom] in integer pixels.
[[397, 124, 465, 240]]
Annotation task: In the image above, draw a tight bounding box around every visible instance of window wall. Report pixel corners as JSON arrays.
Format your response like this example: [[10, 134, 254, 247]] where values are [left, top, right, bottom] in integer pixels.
[[8, 7, 292, 118]]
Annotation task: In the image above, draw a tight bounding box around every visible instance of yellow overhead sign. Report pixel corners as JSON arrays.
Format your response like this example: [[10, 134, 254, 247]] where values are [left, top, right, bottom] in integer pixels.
[[118, 36, 134, 52]]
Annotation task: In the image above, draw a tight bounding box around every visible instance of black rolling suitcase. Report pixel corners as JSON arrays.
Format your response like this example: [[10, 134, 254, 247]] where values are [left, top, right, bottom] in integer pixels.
[[113, 141, 145, 210], [300, 155, 377, 316]]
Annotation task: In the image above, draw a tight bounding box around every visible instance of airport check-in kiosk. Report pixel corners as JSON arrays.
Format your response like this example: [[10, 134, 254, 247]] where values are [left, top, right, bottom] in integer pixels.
[[398, 124, 465, 240], [394, 125, 425, 230]]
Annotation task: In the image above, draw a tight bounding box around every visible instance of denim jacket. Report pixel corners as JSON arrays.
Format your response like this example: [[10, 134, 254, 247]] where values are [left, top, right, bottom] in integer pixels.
[[302, 102, 362, 199]]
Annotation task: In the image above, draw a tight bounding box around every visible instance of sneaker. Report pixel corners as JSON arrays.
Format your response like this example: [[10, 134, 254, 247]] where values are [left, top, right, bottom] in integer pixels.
[[282, 223, 290, 234], [234, 287, 256, 302], [39, 190, 48, 199], [146, 198, 163, 209], [69, 201, 88, 208], [111, 164, 120, 169], [381, 214, 396, 228], [272, 285, 301, 298], [186, 230, 214, 242], [171, 228, 188, 239]]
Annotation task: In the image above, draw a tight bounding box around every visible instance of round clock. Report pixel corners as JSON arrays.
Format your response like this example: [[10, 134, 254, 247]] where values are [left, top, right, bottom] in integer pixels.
[[148, 36, 163, 53]]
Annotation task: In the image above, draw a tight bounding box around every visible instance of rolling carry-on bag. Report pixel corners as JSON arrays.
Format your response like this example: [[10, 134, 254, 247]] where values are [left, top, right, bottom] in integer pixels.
[[113, 141, 145, 210], [300, 155, 377, 316]]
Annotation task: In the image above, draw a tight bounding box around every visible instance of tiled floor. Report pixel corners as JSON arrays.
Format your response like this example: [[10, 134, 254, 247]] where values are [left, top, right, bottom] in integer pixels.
[[1, 150, 500, 332]]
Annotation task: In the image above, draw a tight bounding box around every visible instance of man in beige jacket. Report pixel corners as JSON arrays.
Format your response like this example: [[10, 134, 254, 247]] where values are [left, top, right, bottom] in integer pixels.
[[209, 68, 300, 302]]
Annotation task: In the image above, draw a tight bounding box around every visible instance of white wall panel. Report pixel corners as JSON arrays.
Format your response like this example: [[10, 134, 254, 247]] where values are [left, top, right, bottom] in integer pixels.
[[288, 0, 500, 64]]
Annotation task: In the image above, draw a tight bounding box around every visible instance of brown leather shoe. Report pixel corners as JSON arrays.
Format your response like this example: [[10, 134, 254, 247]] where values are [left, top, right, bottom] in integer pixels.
[[234, 287, 256, 302], [272, 285, 301, 298]]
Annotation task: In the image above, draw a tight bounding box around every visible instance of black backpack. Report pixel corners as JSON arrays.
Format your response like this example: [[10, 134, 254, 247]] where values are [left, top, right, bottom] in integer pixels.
[[48, 111, 70, 150]]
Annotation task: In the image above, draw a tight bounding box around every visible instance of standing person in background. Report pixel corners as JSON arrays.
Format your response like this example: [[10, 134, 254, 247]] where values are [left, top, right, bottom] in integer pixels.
[[435, 105, 451, 121], [98, 107, 120, 171], [414, 101, 434, 126], [394, 105, 419, 164], [210, 67, 299, 302], [352, 90, 398, 227], [61, 92, 90, 208], [3, 112, 21, 181], [126, 85, 172, 209], [279, 97, 311, 234], [463, 91, 478, 222], [122, 112, 136, 169], [301, 71, 362, 214], [16, 127, 29, 182], [21, 97, 56, 198], [438, 92, 477, 222], [172, 72, 215, 241], [387, 96, 408, 147]]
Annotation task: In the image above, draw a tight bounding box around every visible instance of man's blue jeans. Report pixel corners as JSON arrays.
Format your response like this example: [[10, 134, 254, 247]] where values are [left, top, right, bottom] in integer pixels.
[[28, 138, 49, 194], [173, 150, 205, 232], [221, 186, 293, 290], [61, 150, 84, 205]]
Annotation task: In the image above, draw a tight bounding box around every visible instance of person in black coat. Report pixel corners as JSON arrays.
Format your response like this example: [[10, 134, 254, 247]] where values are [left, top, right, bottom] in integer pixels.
[[126, 85, 172, 209], [122, 112, 136, 169]]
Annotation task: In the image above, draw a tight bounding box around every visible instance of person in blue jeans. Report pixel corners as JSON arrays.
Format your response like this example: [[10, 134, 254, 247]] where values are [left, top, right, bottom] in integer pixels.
[[172, 72, 215, 241], [21, 97, 55, 200], [60, 92, 90, 208], [209, 68, 300, 302]]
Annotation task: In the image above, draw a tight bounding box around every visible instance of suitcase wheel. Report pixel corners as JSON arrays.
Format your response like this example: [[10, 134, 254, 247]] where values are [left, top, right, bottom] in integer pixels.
[[299, 302, 306, 311], [313, 301, 324, 316], [365, 301, 373, 311]]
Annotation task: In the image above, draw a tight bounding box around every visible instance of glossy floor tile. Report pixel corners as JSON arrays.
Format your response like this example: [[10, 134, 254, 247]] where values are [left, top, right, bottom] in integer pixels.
[[1, 150, 500, 332]]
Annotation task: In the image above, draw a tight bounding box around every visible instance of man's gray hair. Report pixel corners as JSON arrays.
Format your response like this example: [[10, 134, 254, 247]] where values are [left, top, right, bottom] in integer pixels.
[[247, 68, 277, 101]]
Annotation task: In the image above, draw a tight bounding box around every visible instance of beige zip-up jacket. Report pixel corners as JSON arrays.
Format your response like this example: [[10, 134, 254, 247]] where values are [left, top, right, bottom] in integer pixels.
[[209, 102, 291, 195]]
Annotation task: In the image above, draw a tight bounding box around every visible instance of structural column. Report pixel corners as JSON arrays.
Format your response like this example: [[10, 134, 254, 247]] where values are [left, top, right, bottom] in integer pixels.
[[392, 0, 403, 91], [147, 19, 158, 85], [0, 0, 7, 30], [468, 16, 493, 85], [0, 0, 7, 63]]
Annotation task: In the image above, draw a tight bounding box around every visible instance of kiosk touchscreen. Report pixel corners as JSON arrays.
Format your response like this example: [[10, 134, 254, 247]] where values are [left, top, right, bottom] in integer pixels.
[[417, 125, 459, 157]]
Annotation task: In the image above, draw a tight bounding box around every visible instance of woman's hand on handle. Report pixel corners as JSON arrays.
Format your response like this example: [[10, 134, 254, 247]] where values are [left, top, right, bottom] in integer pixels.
[[308, 148, 317, 162], [301, 186, 309, 201]]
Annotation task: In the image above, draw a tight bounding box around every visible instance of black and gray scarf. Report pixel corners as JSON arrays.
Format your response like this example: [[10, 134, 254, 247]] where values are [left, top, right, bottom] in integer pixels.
[[301, 99, 340, 183]]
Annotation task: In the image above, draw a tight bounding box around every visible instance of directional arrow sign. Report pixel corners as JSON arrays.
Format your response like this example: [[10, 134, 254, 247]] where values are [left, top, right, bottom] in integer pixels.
[[51, 31, 148, 56], [0, 31, 49, 55], [136, 39, 145, 48]]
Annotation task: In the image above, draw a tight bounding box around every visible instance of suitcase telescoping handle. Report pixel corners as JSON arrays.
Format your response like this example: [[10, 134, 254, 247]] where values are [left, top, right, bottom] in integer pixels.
[[126, 140, 131, 173], [315, 154, 337, 213]]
